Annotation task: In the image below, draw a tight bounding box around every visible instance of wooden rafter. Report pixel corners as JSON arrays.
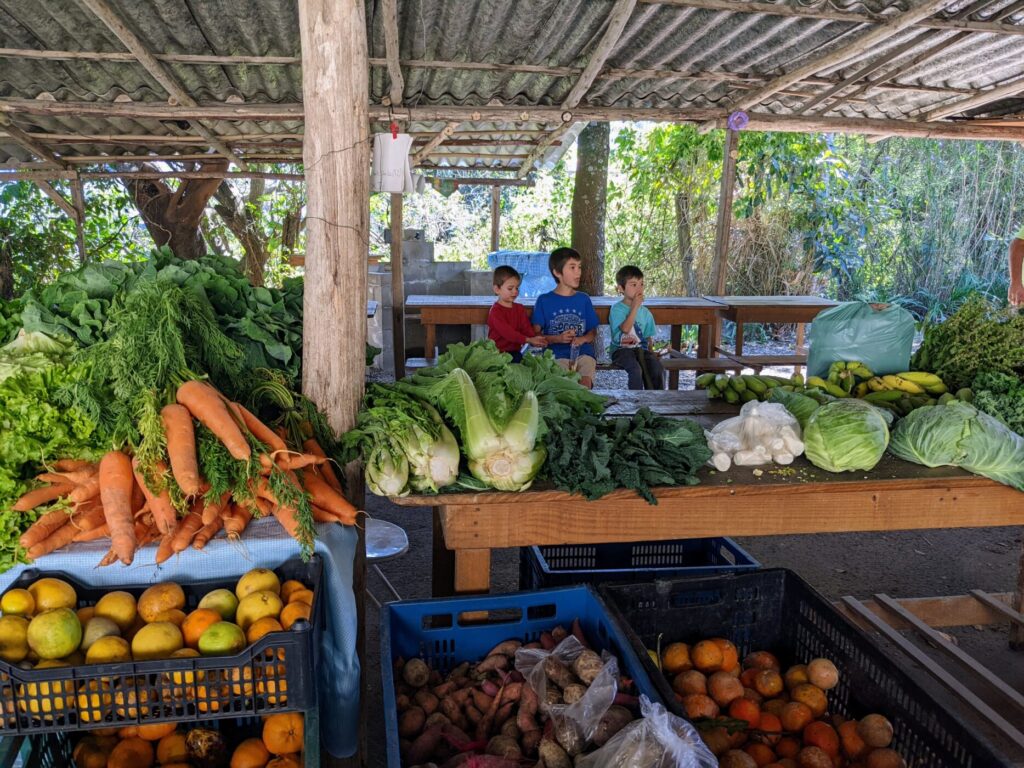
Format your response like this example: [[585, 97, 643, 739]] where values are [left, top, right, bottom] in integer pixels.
[[412, 121, 460, 165], [640, 0, 1024, 37], [924, 74, 1024, 120], [519, 0, 638, 178], [77, 0, 248, 171], [36, 180, 79, 220], [0, 114, 68, 169], [382, 0, 405, 107], [702, 0, 955, 130]]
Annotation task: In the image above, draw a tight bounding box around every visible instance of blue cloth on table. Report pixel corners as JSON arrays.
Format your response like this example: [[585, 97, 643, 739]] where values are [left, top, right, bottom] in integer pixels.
[[0, 518, 359, 758]]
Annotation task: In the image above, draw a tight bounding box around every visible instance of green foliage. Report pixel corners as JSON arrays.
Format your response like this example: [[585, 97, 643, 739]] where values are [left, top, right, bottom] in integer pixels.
[[972, 371, 1024, 436]]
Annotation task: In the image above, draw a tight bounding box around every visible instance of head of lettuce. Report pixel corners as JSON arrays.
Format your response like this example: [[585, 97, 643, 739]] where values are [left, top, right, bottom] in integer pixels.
[[803, 399, 890, 473]]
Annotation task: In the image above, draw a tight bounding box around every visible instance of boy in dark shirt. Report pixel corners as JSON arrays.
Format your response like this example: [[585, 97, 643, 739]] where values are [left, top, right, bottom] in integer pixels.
[[532, 248, 599, 389], [487, 265, 547, 362]]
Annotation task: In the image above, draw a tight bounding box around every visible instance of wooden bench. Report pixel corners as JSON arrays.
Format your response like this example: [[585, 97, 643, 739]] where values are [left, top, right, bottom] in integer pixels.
[[404, 356, 617, 374], [661, 356, 758, 374]]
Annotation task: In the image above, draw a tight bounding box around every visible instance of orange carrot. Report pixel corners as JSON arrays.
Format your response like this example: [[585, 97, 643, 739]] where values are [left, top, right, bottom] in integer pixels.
[[311, 505, 340, 524], [230, 402, 286, 454], [27, 522, 77, 559], [19, 509, 72, 548], [192, 517, 223, 550], [279, 453, 329, 471], [301, 470, 358, 525], [72, 504, 108, 532], [155, 531, 176, 564], [202, 491, 231, 526], [53, 459, 92, 471], [161, 403, 202, 496], [74, 523, 110, 542], [37, 468, 96, 485], [99, 450, 137, 565], [13, 483, 75, 512], [223, 504, 253, 540], [303, 438, 343, 491], [69, 476, 100, 504], [176, 380, 250, 461], [132, 459, 177, 537], [171, 509, 204, 553]]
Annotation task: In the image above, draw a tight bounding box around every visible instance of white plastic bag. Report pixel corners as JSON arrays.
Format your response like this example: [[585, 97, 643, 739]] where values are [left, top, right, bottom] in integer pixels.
[[576, 697, 718, 768], [705, 400, 804, 471], [514, 636, 619, 755]]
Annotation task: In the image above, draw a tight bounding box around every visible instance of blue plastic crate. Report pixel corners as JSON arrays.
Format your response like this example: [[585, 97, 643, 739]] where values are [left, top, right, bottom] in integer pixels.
[[519, 537, 760, 590], [380, 585, 664, 768]]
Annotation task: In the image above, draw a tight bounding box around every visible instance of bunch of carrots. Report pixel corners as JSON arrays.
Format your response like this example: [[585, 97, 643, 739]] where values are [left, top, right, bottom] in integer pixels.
[[14, 379, 358, 566]]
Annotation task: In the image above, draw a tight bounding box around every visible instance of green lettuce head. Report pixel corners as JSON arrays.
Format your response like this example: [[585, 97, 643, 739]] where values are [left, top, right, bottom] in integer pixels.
[[803, 399, 890, 472]]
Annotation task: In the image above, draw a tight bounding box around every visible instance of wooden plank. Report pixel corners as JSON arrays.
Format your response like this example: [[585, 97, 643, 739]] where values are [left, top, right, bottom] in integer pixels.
[[0, 114, 67, 169], [453, 549, 492, 595], [432, 507, 455, 597], [412, 122, 460, 165], [35, 180, 78, 220], [390, 193, 405, 379], [1015, 542, 1024, 648], [834, 592, 1018, 630], [71, 179, 86, 263], [712, 128, 738, 295], [925, 74, 1024, 121], [873, 593, 1024, 712], [563, 0, 638, 108], [841, 597, 1024, 749], [381, 0, 404, 107]]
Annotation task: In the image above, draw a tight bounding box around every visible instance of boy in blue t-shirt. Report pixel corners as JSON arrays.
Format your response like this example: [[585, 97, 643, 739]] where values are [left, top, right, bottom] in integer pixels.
[[532, 247, 599, 388], [609, 265, 665, 390]]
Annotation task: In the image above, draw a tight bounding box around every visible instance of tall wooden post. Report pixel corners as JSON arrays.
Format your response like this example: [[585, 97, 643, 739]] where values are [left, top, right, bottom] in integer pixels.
[[711, 128, 739, 352], [391, 193, 406, 379], [298, 1, 368, 761], [489, 187, 501, 253]]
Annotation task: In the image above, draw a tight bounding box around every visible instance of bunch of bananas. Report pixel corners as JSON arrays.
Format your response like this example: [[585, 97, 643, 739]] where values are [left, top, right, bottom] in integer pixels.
[[696, 372, 828, 405], [805, 361, 876, 398]]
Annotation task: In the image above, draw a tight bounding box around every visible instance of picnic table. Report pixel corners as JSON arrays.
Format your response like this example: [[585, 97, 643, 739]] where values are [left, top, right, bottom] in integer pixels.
[[390, 390, 1024, 606], [707, 295, 839, 368], [405, 294, 722, 387]]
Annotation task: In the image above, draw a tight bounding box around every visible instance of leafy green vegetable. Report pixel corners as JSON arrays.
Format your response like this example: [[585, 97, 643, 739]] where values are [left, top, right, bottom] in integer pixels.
[[972, 371, 1024, 436], [803, 399, 890, 472], [543, 408, 711, 503], [0, 330, 74, 383], [890, 401, 1024, 491], [912, 295, 1024, 391], [767, 388, 820, 431]]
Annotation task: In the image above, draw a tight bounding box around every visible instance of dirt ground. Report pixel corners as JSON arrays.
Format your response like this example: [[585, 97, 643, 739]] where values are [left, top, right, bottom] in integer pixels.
[[357, 344, 1024, 764]]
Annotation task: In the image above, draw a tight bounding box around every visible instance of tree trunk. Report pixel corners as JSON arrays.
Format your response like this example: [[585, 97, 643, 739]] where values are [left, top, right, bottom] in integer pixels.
[[214, 180, 270, 286], [125, 160, 227, 260], [0, 243, 13, 301], [675, 192, 697, 296], [571, 121, 610, 295]]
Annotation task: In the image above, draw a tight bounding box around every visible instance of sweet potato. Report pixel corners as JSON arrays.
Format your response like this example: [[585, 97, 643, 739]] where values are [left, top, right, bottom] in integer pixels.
[[406, 724, 444, 766], [399, 706, 425, 738], [498, 682, 522, 706], [539, 632, 556, 650], [572, 649, 605, 685], [486, 735, 522, 760], [543, 656, 577, 689], [424, 712, 451, 729], [499, 720, 520, 741], [465, 704, 482, 725], [551, 625, 569, 643], [433, 681, 456, 699], [486, 639, 521, 658], [439, 696, 461, 723], [475, 654, 509, 674], [545, 687, 564, 706], [592, 705, 634, 747], [403, 658, 431, 688], [517, 684, 539, 733], [522, 728, 543, 756], [537, 737, 572, 768], [396, 694, 411, 713], [414, 690, 439, 716], [552, 718, 585, 756], [571, 618, 591, 649], [494, 701, 514, 728], [471, 689, 494, 714]]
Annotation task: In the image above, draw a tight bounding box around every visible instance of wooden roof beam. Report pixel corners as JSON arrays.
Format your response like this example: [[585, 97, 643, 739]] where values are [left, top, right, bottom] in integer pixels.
[[702, 0, 955, 130], [77, 0, 249, 171], [0, 113, 68, 169], [924, 74, 1024, 120], [641, 0, 1024, 37], [36, 180, 80, 220], [412, 121, 460, 165], [519, 0, 638, 178], [382, 0, 405, 107]]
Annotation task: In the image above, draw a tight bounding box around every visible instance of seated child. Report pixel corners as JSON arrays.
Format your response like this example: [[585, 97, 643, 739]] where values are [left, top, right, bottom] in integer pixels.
[[487, 265, 547, 363], [610, 265, 665, 390], [531, 247, 599, 389]]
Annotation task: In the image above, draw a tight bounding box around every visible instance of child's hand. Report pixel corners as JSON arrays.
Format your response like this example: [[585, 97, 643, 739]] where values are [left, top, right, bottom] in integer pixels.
[[557, 330, 575, 344], [570, 336, 586, 348], [528, 336, 547, 347]]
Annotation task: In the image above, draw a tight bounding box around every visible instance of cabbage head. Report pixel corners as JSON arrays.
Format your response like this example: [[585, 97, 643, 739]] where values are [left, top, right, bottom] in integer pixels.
[[890, 401, 1024, 491], [803, 399, 890, 472]]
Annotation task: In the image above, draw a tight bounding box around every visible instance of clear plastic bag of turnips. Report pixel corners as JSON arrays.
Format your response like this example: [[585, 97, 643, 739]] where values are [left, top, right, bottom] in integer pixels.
[[576, 697, 718, 768], [514, 636, 620, 756], [705, 400, 804, 471]]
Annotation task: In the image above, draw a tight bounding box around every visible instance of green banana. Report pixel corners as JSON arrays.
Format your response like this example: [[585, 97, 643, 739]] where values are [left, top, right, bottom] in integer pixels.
[[715, 374, 731, 390], [743, 375, 768, 396], [723, 388, 740, 404], [790, 373, 804, 386], [847, 363, 874, 380], [762, 378, 780, 389], [923, 382, 947, 396], [823, 382, 849, 398], [806, 376, 831, 390], [741, 390, 759, 402], [729, 376, 747, 394], [863, 390, 903, 403], [706, 383, 721, 399], [696, 373, 716, 389]]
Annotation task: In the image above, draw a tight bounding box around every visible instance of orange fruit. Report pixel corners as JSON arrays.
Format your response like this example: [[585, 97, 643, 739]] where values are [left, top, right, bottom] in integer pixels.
[[131, 622, 184, 660], [744, 743, 776, 767], [775, 736, 800, 759], [754, 669, 784, 698], [236, 569, 281, 601], [858, 714, 894, 749], [137, 583, 185, 623], [230, 665, 255, 696], [783, 664, 809, 690], [661, 642, 692, 674], [106, 737, 153, 768], [137, 722, 177, 741], [182, 609, 223, 649], [708, 671, 744, 707], [279, 580, 306, 603], [247, 617, 284, 645], [761, 698, 788, 718], [681, 693, 719, 719], [286, 589, 313, 607], [231, 736, 271, 768], [838, 719, 867, 758], [740, 668, 760, 688], [27, 578, 76, 612], [779, 701, 813, 733], [157, 732, 188, 764], [711, 638, 740, 672], [262, 712, 304, 755], [672, 669, 707, 697], [196, 683, 229, 713], [150, 608, 187, 627], [728, 697, 761, 728], [803, 721, 839, 758], [257, 667, 289, 706], [279, 602, 311, 630], [743, 651, 780, 671], [93, 591, 137, 633], [756, 712, 782, 746], [266, 758, 300, 768], [691, 640, 724, 672], [790, 683, 828, 718], [806, 659, 839, 690]]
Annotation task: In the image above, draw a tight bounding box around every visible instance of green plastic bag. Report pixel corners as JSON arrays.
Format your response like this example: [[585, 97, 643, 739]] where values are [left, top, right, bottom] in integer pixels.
[[807, 301, 915, 378]]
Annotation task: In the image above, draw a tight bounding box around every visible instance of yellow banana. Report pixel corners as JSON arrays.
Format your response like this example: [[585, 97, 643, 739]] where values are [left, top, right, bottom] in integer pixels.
[[867, 377, 888, 392], [807, 376, 830, 390], [897, 371, 944, 388], [924, 382, 948, 396], [882, 374, 925, 394], [854, 382, 870, 398]]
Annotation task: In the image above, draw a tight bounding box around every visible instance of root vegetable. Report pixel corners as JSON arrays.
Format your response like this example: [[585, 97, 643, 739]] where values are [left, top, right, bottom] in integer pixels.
[[476, 654, 509, 674], [499, 721, 520, 740], [406, 724, 444, 766], [562, 683, 587, 705], [544, 688, 563, 706], [571, 618, 590, 649], [414, 690, 439, 715], [27, 521, 77, 558], [399, 706, 426, 738], [551, 626, 568, 643], [521, 728, 542, 756], [176, 380, 250, 460], [396, 694, 411, 713], [537, 737, 572, 768], [494, 701, 514, 728], [465, 704, 482, 725], [424, 712, 451, 729], [517, 685, 539, 733], [471, 689, 494, 713], [539, 632, 556, 650], [403, 658, 431, 688], [99, 450, 137, 564], [13, 483, 74, 511], [592, 705, 634, 747], [486, 735, 522, 759], [486, 640, 521, 658], [571, 650, 604, 685], [433, 681, 456, 698], [543, 656, 577, 689], [161, 403, 201, 495], [553, 718, 584, 756], [439, 697, 461, 723]]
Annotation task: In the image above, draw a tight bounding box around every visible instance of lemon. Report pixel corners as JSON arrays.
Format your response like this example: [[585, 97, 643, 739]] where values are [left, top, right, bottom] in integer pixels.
[[130, 621, 183, 661], [197, 588, 238, 622], [236, 590, 283, 631], [85, 636, 131, 664], [0, 615, 29, 663], [198, 622, 246, 656], [1, 588, 35, 617], [26, 608, 82, 660], [81, 616, 121, 652], [235, 568, 280, 601], [93, 591, 137, 633], [27, 578, 76, 612]]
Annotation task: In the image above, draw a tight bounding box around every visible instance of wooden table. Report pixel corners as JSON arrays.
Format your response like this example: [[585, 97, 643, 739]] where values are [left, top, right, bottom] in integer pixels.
[[706, 295, 839, 366], [405, 295, 722, 387], [390, 391, 1024, 616]]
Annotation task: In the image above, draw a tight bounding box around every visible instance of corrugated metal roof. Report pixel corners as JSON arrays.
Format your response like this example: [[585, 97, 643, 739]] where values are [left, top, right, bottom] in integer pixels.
[[1, 0, 1022, 168]]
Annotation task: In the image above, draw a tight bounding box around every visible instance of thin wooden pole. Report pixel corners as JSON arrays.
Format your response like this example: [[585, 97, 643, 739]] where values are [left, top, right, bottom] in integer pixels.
[[489, 187, 501, 252], [391, 193, 406, 379], [712, 128, 738, 296], [71, 179, 87, 263]]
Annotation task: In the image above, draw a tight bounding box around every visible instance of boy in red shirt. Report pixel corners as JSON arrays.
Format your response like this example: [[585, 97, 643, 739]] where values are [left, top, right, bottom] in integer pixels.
[[487, 266, 547, 362]]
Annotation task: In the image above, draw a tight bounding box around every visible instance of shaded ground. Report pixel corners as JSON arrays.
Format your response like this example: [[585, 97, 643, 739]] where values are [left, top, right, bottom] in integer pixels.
[[358, 340, 1024, 763]]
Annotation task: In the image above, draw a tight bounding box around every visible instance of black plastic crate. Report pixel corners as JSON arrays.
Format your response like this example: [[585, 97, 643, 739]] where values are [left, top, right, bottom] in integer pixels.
[[0, 555, 323, 736], [519, 537, 759, 589], [599, 569, 1013, 768]]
